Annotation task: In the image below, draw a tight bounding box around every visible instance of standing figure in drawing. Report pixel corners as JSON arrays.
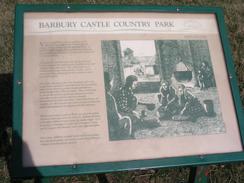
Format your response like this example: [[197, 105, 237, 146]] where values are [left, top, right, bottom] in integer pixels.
[[197, 61, 214, 90]]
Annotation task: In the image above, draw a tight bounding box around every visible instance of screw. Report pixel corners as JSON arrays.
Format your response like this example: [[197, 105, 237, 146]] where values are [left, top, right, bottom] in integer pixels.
[[199, 155, 204, 159], [72, 164, 77, 169], [17, 81, 22, 85]]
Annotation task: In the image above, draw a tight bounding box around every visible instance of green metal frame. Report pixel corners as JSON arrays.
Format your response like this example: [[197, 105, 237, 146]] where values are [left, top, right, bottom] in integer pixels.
[[12, 4, 244, 178]]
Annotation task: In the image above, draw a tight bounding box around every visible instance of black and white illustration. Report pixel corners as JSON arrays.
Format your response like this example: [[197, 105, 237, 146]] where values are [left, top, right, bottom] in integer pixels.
[[102, 40, 225, 141]]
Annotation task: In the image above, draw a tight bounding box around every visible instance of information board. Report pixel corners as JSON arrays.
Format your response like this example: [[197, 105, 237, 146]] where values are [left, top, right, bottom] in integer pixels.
[[12, 5, 244, 178]]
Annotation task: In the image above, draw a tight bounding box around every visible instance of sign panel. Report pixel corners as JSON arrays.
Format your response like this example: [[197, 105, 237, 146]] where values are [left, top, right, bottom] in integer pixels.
[[13, 5, 244, 177]]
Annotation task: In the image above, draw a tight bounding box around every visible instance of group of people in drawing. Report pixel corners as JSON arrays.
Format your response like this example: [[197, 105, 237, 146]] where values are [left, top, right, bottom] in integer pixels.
[[157, 81, 206, 122], [104, 70, 210, 140]]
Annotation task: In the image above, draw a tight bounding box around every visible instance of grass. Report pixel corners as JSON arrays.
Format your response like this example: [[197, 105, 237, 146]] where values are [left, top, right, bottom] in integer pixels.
[[0, 0, 243, 182]]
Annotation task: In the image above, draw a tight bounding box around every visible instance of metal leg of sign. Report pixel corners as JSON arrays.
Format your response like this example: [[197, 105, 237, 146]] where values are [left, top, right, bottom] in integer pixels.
[[189, 166, 209, 183], [189, 167, 197, 183]]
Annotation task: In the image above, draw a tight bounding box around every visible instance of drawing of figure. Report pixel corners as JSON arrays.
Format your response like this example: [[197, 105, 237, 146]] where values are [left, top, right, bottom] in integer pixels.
[[116, 75, 144, 133], [134, 65, 144, 76], [116, 75, 159, 134], [157, 81, 178, 120], [197, 61, 214, 89], [116, 75, 139, 114], [173, 84, 206, 122], [104, 72, 132, 140]]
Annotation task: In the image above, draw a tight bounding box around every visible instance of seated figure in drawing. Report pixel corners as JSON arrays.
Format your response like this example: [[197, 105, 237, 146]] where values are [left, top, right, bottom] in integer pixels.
[[116, 75, 159, 134], [104, 72, 132, 140], [116, 75, 139, 114], [172, 84, 206, 122], [116, 75, 141, 133], [157, 81, 178, 120]]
